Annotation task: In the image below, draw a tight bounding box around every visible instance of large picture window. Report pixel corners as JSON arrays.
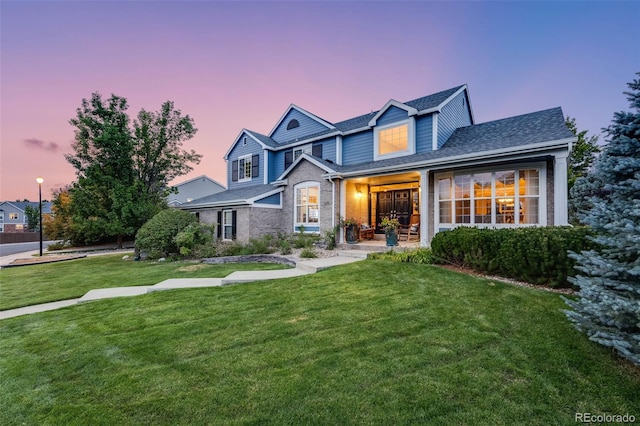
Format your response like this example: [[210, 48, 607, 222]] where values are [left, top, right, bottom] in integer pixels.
[[437, 167, 543, 227], [295, 182, 320, 227]]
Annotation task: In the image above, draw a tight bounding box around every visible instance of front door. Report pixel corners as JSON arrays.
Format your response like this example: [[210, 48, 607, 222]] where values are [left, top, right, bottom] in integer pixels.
[[376, 189, 412, 232]]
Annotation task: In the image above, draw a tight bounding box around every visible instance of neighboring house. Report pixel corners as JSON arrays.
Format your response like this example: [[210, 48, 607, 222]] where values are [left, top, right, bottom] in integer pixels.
[[168, 175, 226, 207], [0, 201, 53, 232], [180, 84, 575, 246]]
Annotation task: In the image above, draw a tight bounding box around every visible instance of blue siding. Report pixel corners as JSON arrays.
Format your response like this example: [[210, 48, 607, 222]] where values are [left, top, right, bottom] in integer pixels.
[[269, 150, 285, 182], [314, 137, 337, 163], [377, 106, 409, 126], [271, 109, 331, 143], [437, 91, 472, 148], [415, 115, 434, 153], [227, 134, 264, 190], [254, 193, 281, 205], [342, 131, 373, 165]]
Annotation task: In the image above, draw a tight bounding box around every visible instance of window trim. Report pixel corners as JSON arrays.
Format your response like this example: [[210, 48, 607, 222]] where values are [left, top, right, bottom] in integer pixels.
[[373, 118, 416, 161], [293, 181, 321, 232], [222, 209, 234, 241], [434, 162, 546, 232], [237, 154, 252, 182]]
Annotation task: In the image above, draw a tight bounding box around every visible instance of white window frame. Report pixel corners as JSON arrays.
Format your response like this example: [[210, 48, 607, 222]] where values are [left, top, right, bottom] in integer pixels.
[[434, 162, 546, 232], [222, 209, 234, 241], [293, 143, 312, 161], [373, 118, 416, 161], [237, 154, 252, 182], [294, 181, 320, 232]]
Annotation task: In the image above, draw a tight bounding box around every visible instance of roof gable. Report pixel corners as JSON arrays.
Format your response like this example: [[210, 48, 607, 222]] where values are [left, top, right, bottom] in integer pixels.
[[269, 104, 336, 144], [224, 129, 270, 160], [368, 100, 418, 127], [275, 153, 337, 181]]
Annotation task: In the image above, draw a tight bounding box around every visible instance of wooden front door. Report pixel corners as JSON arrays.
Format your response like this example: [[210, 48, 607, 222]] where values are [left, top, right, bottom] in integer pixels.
[[375, 189, 412, 232]]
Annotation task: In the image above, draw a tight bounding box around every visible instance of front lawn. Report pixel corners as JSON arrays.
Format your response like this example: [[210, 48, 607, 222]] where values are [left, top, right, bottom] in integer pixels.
[[0, 254, 289, 310], [0, 260, 637, 424]]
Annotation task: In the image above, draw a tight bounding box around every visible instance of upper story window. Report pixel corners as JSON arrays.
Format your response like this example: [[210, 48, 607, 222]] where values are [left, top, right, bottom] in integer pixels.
[[294, 144, 312, 160], [238, 154, 252, 182], [287, 119, 300, 130], [9, 213, 19, 220], [373, 118, 415, 161]]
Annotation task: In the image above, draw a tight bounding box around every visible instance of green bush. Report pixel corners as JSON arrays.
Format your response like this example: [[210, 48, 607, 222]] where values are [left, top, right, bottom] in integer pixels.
[[300, 247, 318, 258], [430, 226, 594, 288], [174, 223, 216, 257], [135, 209, 198, 258], [369, 248, 434, 264]]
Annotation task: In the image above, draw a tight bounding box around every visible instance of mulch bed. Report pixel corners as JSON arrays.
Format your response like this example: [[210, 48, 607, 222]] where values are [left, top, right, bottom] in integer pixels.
[[437, 264, 575, 295], [4, 255, 87, 268]]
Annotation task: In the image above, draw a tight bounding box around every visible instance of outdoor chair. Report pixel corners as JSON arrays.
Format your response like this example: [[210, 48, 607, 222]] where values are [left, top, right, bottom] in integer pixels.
[[399, 214, 420, 241]]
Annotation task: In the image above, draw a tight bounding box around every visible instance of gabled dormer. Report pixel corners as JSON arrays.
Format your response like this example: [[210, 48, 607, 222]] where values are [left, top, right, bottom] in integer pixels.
[[224, 129, 273, 189], [269, 104, 336, 144], [368, 100, 419, 161]]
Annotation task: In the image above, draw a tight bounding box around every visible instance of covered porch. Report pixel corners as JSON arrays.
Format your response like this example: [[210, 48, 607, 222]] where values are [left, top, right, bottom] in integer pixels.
[[339, 170, 429, 246]]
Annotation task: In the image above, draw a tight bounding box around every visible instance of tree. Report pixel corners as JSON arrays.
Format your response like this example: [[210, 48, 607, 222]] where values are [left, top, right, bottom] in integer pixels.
[[566, 117, 600, 224], [24, 205, 40, 232], [64, 93, 201, 248], [563, 74, 640, 366], [43, 186, 75, 243]]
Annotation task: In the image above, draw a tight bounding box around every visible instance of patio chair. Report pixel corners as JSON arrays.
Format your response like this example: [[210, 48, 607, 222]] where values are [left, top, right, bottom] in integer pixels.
[[399, 214, 420, 241]]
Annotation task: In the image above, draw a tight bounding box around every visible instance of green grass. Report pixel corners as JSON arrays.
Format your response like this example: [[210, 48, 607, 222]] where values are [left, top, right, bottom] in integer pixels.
[[0, 254, 289, 310], [1, 259, 638, 425]]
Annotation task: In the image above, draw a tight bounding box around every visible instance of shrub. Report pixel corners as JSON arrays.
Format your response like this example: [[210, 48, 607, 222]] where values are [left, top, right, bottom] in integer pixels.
[[135, 209, 198, 258], [300, 247, 317, 258], [174, 223, 216, 257], [369, 248, 434, 264], [431, 226, 594, 288]]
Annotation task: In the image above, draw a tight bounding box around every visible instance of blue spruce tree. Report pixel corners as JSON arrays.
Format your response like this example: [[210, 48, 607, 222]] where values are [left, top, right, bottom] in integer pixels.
[[564, 74, 640, 366]]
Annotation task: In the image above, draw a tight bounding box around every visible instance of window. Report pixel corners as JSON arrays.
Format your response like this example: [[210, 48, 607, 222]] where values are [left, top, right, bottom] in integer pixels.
[[295, 182, 320, 227], [223, 210, 234, 240], [242, 137, 247, 146], [9, 213, 18, 220], [437, 167, 543, 227], [287, 119, 300, 130], [374, 119, 415, 160], [238, 155, 252, 181], [294, 144, 312, 160]]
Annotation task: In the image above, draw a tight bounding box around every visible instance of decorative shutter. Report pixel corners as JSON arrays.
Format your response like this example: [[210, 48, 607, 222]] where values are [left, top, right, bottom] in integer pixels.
[[252, 155, 259, 178], [217, 211, 222, 238], [312, 144, 323, 158], [231, 210, 237, 240], [231, 160, 238, 182], [284, 150, 293, 169]]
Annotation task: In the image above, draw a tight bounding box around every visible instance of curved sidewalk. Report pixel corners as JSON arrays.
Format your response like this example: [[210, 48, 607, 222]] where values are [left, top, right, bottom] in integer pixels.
[[0, 252, 367, 320]]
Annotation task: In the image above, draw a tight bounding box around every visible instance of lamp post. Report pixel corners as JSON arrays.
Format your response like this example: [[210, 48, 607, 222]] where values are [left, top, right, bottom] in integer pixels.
[[36, 177, 44, 256]]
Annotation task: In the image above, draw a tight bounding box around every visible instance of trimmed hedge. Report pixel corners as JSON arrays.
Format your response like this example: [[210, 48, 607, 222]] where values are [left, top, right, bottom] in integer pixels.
[[430, 226, 594, 288]]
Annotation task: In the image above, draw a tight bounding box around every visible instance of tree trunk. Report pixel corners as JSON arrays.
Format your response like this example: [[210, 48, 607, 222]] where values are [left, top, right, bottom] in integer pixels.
[[117, 234, 123, 249]]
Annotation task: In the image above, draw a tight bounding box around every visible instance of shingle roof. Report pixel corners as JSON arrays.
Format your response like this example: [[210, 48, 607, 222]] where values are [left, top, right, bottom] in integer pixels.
[[181, 184, 279, 207], [404, 85, 465, 111], [245, 130, 278, 148], [330, 107, 573, 174]]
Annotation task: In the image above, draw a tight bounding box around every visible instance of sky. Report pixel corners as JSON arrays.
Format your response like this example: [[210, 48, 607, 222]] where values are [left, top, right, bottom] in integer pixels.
[[1, 0, 638, 202]]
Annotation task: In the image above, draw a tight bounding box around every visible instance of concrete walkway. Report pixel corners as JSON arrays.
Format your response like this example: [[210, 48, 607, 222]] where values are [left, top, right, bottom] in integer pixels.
[[0, 251, 368, 320]]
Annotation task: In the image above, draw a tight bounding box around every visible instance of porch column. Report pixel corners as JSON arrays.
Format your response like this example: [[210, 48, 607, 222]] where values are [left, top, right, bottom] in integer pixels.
[[554, 153, 569, 225], [339, 179, 346, 243], [420, 169, 429, 247]]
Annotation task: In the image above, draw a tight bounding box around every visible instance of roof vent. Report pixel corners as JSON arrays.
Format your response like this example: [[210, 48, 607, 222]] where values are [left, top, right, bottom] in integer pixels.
[[287, 119, 300, 130]]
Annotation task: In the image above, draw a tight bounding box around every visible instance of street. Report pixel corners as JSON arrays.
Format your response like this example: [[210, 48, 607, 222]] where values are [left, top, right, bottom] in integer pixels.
[[0, 241, 57, 257]]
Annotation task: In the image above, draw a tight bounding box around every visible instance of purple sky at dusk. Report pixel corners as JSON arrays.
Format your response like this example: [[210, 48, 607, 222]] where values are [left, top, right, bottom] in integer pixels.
[[1, 1, 638, 202]]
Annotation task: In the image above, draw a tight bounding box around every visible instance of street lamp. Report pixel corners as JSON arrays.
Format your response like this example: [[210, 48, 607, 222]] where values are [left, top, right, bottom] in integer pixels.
[[36, 177, 44, 256]]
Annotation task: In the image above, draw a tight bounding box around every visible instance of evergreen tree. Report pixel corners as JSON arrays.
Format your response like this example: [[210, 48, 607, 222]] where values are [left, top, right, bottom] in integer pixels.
[[565, 117, 600, 224], [564, 74, 640, 365], [24, 205, 40, 232]]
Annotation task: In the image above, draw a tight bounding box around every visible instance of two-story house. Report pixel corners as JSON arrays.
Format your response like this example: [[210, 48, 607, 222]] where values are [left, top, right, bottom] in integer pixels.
[[0, 201, 53, 233], [180, 84, 575, 246]]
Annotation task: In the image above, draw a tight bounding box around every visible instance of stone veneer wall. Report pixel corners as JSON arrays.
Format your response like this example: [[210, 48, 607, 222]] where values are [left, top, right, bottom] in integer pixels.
[[547, 158, 555, 226], [281, 160, 335, 234]]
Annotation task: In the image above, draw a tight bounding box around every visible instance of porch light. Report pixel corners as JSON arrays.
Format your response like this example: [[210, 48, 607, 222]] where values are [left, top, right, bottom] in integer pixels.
[[356, 191, 363, 199]]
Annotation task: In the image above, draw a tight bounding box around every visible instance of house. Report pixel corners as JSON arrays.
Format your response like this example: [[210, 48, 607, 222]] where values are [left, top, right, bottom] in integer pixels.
[[0, 201, 53, 233], [167, 175, 226, 207], [180, 84, 575, 246]]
